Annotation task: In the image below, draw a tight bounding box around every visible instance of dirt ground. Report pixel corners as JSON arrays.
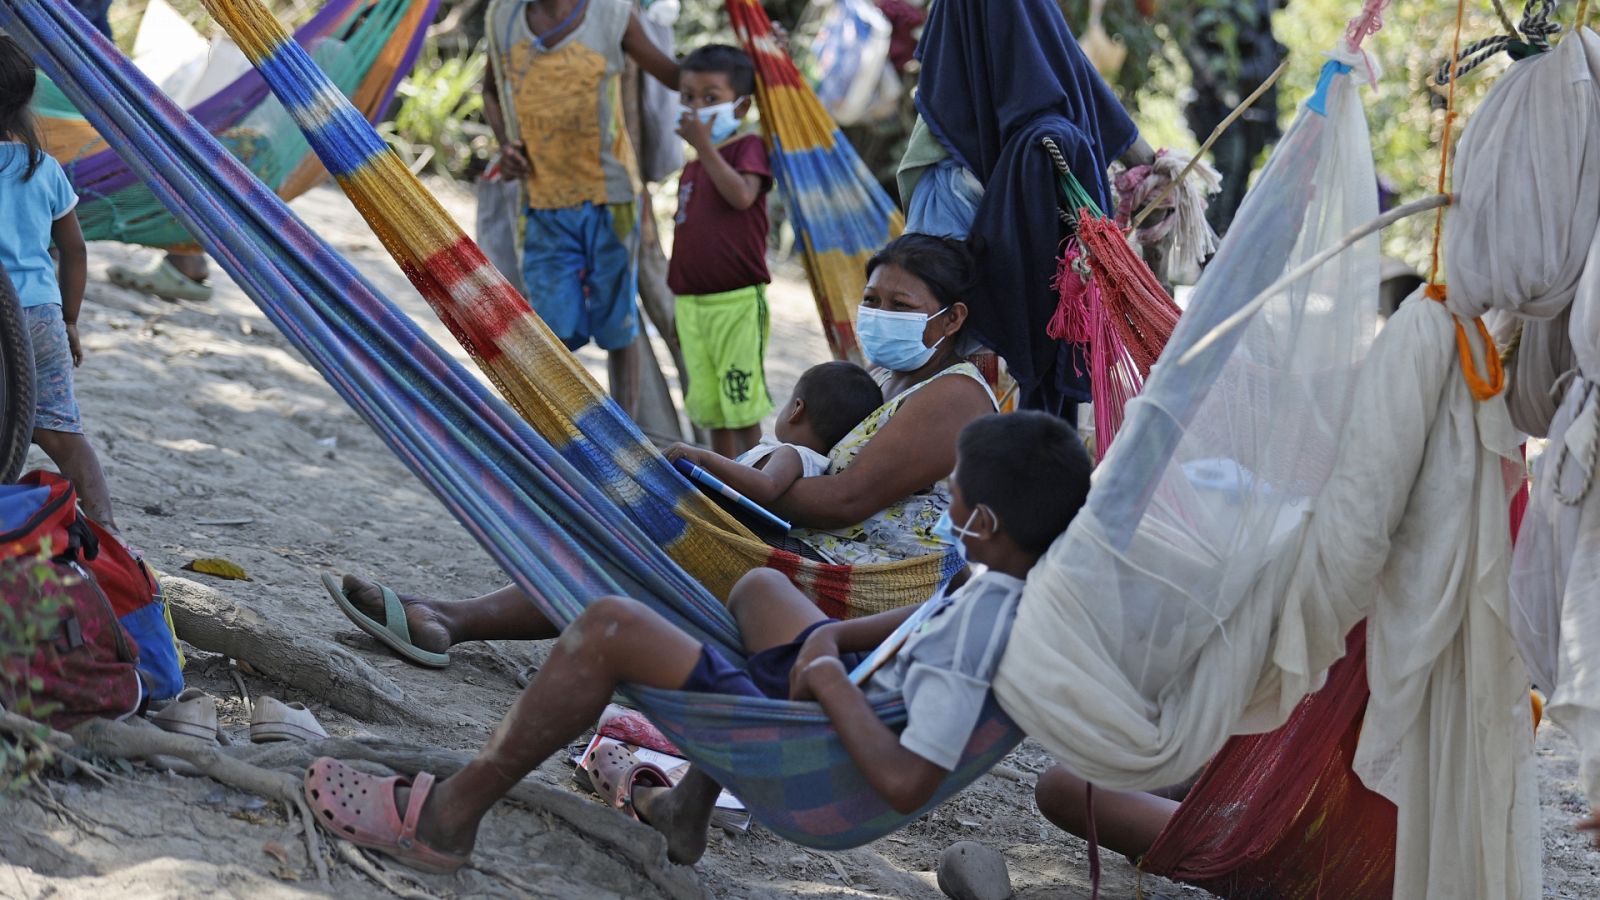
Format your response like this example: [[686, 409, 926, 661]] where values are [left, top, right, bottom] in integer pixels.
[[2, 178, 1597, 899]]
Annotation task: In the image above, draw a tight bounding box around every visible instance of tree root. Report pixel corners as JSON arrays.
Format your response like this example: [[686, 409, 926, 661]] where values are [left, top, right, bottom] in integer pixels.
[[67, 718, 329, 883], [160, 575, 452, 729], [335, 842, 438, 900]]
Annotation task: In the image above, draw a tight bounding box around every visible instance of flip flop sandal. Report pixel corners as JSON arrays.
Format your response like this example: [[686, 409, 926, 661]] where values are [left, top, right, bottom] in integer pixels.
[[584, 742, 672, 821], [150, 688, 219, 743], [250, 695, 330, 743], [321, 573, 450, 668], [106, 258, 214, 302], [303, 757, 467, 874]]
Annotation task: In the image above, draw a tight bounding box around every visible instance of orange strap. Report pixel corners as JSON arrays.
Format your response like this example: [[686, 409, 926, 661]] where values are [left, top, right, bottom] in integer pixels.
[[1426, 285, 1505, 401]]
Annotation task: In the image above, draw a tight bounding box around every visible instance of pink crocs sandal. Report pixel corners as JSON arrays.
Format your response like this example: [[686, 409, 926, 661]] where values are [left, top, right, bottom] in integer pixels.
[[583, 741, 671, 821], [302, 757, 467, 874]]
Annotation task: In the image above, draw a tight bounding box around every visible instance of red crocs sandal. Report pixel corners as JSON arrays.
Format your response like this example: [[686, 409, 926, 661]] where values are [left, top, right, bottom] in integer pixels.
[[583, 741, 672, 821], [302, 757, 468, 874]]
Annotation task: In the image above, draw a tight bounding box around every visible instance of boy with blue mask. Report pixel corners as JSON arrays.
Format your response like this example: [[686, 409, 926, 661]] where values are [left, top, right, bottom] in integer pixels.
[[669, 44, 775, 460]]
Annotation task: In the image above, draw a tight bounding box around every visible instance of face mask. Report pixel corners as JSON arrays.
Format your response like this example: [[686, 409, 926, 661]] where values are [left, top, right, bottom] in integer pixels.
[[857, 306, 948, 372], [932, 507, 983, 564], [683, 99, 744, 144]]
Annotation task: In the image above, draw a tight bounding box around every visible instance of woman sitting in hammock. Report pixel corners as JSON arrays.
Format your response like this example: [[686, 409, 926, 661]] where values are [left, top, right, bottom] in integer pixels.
[[324, 234, 998, 666]]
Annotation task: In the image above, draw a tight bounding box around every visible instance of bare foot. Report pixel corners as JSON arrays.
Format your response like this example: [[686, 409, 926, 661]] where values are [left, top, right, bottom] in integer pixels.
[[633, 768, 721, 865], [392, 777, 478, 859], [341, 574, 453, 654]]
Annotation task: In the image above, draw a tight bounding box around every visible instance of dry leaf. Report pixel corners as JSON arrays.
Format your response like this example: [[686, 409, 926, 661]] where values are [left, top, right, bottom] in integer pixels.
[[263, 841, 290, 865], [182, 557, 250, 581]]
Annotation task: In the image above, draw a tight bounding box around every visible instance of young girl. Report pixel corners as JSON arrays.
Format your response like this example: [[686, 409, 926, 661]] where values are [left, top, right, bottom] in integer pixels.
[[0, 36, 118, 532]]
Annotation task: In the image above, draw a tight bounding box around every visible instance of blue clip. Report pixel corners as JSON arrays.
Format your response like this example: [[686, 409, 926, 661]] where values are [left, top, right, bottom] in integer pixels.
[[1307, 60, 1354, 117]]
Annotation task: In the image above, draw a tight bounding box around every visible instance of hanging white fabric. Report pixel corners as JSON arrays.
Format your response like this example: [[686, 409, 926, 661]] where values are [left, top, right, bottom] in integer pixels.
[[994, 38, 1546, 898], [1508, 27, 1600, 834]]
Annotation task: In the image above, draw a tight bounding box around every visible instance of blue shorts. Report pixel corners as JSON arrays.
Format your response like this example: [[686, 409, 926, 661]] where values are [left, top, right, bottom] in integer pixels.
[[522, 202, 640, 352], [25, 304, 82, 434], [681, 620, 867, 700]]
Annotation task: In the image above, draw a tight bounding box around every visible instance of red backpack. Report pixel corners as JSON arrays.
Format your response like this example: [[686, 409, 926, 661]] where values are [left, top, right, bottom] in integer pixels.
[[0, 474, 143, 728]]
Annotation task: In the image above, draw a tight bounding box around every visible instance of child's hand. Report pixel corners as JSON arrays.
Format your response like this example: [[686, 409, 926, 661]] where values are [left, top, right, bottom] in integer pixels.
[[64, 321, 82, 367], [664, 442, 706, 466], [770, 19, 792, 55], [789, 624, 842, 701], [677, 108, 714, 151], [498, 143, 531, 179], [792, 655, 848, 703]]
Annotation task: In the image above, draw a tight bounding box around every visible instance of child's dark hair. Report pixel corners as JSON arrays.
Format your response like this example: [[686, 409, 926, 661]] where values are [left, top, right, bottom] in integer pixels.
[[681, 44, 756, 97], [866, 233, 981, 312], [0, 36, 42, 181], [794, 361, 883, 451], [956, 411, 1091, 555]]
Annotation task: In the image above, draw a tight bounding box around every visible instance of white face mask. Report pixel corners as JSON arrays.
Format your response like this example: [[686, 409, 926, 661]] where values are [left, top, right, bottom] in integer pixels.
[[681, 99, 745, 144]]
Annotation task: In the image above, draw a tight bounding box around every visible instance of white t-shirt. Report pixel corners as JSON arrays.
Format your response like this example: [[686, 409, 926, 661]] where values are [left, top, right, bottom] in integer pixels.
[[735, 438, 831, 479], [867, 570, 1025, 770]]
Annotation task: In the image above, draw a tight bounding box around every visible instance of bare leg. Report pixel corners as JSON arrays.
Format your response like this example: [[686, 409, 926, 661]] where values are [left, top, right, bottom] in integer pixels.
[[163, 252, 209, 284], [33, 428, 117, 533], [393, 595, 704, 857], [626, 568, 826, 863], [1034, 765, 1176, 862], [608, 341, 641, 414], [727, 567, 828, 653], [339, 575, 558, 654], [709, 424, 762, 459]]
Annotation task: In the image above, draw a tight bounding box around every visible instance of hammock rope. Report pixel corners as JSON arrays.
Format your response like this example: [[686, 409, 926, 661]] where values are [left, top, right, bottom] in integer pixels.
[[0, 0, 1005, 849]]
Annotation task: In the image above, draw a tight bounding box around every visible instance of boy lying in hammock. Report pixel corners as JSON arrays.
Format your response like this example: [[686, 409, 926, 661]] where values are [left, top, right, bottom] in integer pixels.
[[301, 411, 1091, 872]]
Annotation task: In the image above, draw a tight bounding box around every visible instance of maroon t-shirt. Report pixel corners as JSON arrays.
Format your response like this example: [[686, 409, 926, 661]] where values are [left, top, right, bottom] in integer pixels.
[[667, 134, 773, 296]]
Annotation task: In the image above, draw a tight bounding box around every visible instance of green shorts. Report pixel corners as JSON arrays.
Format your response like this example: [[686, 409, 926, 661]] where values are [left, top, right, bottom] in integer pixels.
[[678, 285, 773, 430]]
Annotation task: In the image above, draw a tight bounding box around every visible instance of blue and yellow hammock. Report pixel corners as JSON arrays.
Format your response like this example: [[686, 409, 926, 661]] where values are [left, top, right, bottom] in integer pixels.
[[0, 0, 1017, 849]]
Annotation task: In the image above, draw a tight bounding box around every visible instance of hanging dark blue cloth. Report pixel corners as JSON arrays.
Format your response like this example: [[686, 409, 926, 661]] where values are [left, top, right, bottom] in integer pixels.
[[914, 0, 1137, 415]]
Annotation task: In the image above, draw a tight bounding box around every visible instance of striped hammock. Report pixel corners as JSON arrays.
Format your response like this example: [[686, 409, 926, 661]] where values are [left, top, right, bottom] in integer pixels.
[[0, 0, 1003, 848], [157, 0, 955, 620], [727, 0, 903, 365], [35, 0, 434, 249]]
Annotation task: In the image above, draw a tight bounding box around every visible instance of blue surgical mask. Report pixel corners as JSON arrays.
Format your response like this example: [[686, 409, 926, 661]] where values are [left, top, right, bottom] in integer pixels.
[[683, 99, 744, 144], [932, 507, 982, 564], [857, 306, 948, 372]]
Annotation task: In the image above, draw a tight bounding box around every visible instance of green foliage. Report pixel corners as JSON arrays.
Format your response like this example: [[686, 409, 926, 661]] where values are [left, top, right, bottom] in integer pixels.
[[0, 548, 72, 795], [380, 41, 495, 178], [1272, 2, 1510, 269]]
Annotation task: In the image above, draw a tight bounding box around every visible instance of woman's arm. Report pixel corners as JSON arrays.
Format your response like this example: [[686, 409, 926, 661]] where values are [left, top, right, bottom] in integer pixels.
[[772, 374, 993, 529], [802, 657, 948, 814], [622, 12, 680, 90]]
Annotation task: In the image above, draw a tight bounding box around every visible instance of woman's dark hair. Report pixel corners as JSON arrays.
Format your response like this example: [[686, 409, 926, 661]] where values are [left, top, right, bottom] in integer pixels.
[[0, 36, 43, 181], [865, 233, 981, 311], [681, 44, 756, 97]]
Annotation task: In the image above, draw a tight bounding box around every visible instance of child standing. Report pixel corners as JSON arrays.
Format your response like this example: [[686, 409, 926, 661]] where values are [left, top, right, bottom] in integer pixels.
[[0, 37, 118, 531], [482, 0, 679, 366], [669, 45, 774, 458]]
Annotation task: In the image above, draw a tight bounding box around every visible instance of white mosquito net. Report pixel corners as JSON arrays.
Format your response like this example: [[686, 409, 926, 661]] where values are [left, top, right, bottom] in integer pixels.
[[995, 41, 1546, 898]]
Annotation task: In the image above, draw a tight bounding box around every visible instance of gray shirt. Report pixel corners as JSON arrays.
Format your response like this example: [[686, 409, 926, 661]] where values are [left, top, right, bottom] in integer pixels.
[[868, 570, 1025, 770]]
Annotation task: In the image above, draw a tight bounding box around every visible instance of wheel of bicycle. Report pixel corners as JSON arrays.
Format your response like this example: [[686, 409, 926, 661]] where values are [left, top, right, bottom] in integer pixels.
[[0, 266, 35, 484]]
